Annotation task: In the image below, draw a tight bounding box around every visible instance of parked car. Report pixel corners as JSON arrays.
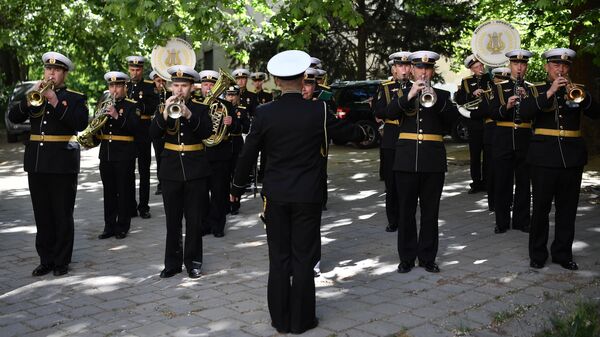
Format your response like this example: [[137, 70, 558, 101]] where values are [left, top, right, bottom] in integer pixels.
[[451, 116, 469, 143], [330, 80, 382, 149], [4, 81, 36, 143]]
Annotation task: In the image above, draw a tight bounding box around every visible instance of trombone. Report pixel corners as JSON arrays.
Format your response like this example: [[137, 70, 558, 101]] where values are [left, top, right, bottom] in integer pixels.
[[27, 80, 55, 107]]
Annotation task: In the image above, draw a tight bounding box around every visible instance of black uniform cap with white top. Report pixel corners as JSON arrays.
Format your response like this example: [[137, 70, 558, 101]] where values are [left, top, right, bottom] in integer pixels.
[[316, 69, 327, 80], [492, 67, 511, 80], [42, 52, 74, 71], [304, 68, 319, 83], [389, 51, 412, 65], [505, 49, 533, 63], [409, 51, 440, 68], [199, 70, 220, 83], [232, 68, 250, 79], [104, 71, 130, 84], [167, 65, 200, 83], [464, 54, 481, 68], [149, 70, 160, 80], [251, 72, 267, 81], [542, 48, 576, 65], [309, 57, 322, 69], [268, 50, 311, 80], [126, 55, 146, 68], [226, 85, 240, 95]]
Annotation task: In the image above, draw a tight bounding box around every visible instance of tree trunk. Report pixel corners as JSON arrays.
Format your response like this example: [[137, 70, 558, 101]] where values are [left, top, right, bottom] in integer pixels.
[[356, 0, 367, 80], [0, 47, 25, 86]]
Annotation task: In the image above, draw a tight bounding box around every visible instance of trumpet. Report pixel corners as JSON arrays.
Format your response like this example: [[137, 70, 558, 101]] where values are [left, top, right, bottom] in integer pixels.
[[27, 80, 55, 107], [166, 96, 185, 119], [559, 73, 585, 104], [419, 75, 437, 108]]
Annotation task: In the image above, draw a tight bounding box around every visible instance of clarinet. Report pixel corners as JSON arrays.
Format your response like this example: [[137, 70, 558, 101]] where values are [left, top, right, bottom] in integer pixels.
[[513, 75, 523, 124]]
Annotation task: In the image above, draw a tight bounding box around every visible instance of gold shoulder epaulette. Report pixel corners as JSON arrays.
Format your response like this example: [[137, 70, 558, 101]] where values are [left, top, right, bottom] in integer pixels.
[[144, 79, 154, 84], [191, 98, 207, 105], [382, 80, 395, 86], [318, 84, 331, 90], [238, 105, 247, 109], [125, 98, 137, 103], [525, 81, 534, 86], [463, 75, 473, 80], [533, 82, 546, 86], [66, 88, 84, 96], [497, 80, 509, 85]]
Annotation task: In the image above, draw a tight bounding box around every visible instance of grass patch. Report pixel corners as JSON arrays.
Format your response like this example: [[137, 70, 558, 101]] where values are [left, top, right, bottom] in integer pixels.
[[534, 300, 600, 337], [492, 304, 533, 326]]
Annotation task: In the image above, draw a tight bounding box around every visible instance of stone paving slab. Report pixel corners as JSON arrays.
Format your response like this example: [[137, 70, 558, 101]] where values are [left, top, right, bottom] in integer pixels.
[[1, 140, 599, 337]]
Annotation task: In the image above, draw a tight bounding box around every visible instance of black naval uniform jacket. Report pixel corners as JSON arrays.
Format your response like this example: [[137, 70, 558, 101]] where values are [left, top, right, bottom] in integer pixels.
[[240, 88, 258, 117], [206, 99, 239, 162], [454, 74, 494, 132], [231, 104, 251, 154], [126, 79, 159, 142], [488, 79, 538, 155], [523, 82, 599, 168], [98, 98, 140, 162], [8, 87, 89, 173], [374, 80, 411, 150], [231, 92, 365, 203], [149, 99, 213, 181], [255, 90, 273, 105], [385, 88, 460, 172]]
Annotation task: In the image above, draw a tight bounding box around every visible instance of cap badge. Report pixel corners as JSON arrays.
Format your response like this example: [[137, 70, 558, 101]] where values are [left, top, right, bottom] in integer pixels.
[[49, 58, 56, 64], [133, 59, 139, 64], [110, 76, 116, 82], [401, 56, 408, 61], [207, 75, 212, 80], [176, 70, 183, 77], [561, 53, 568, 60], [517, 53, 523, 60], [422, 55, 429, 63]]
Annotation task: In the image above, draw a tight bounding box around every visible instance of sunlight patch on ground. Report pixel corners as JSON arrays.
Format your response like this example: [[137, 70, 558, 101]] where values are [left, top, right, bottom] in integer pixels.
[[108, 245, 128, 251], [586, 227, 600, 233], [447, 244, 467, 251], [351, 173, 369, 180], [358, 212, 376, 220], [572, 240, 589, 251], [474, 259, 487, 264], [0, 225, 36, 234], [341, 190, 378, 201], [234, 240, 266, 249], [499, 273, 518, 283], [441, 260, 459, 267]]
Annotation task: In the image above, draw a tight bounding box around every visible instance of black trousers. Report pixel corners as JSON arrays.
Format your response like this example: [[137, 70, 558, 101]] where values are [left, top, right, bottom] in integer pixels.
[[494, 149, 530, 230], [203, 160, 231, 234], [379, 147, 384, 181], [395, 171, 445, 263], [28, 173, 77, 268], [101, 160, 135, 235], [468, 127, 485, 188], [152, 138, 164, 186], [529, 165, 582, 264], [162, 178, 206, 271], [265, 200, 321, 334], [322, 157, 328, 208], [132, 141, 151, 213], [483, 143, 495, 210], [230, 149, 241, 213], [382, 148, 398, 227]]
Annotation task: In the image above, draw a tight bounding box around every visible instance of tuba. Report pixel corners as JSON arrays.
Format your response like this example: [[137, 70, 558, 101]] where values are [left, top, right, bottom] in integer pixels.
[[202, 69, 235, 147], [77, 93, 115, 149]]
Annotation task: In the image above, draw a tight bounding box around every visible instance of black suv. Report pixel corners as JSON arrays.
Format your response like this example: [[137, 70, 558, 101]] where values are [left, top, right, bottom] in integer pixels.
[[330, 80, 382, 148], [4, 81, 36, 142]]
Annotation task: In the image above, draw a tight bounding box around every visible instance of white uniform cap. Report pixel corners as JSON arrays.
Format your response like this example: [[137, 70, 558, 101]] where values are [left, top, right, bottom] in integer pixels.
[[42, 52, 74, 71], [250, 72, 267, 80], [316, 69, 327, 79], [541, 48, 576, 64], [232, 68, 251, 78], [167, 65, 200, 82], [491, 67, 511, 78], [464, 54, 481, 68], [104, 71, 130, 83], [304, 68, 319, 81], [409, 51, 440, 66], [267, 50, 311, 78], [310, 57, 322, 68], [389, 51, 412, 64], [505, 49, 533, 62], [126, 55, 146, 66], [198, 70, 220, 83]]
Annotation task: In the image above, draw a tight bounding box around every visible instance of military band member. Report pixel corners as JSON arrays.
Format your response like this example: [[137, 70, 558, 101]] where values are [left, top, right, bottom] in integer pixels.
[[374, 51, 412, 233], [386, 51, 459, 273], [97, 72, 140, 240], [454, 54, 494, 195], [224, 85, 250, 215], [9, 52, 88, 276], [232, 68, 258, 117], [489, 49, 538, 234], [230, 50, 366, 334], [149, 70, 171, 195], [149, 65, 213, 278], [251, 72, 273, 104], [198, 70, 237, 237], [125, 55, 160, 219], [524, 48, 598, 270]]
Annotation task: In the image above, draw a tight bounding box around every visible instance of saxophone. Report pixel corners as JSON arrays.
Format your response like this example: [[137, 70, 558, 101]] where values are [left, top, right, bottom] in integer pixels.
[[77, 93, 115, 149], [202, 69, 235, 147]]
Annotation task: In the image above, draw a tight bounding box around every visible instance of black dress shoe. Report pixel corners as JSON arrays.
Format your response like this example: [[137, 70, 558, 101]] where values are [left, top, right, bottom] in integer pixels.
[[419, 261, 440, 273], [494, 226, 507, 234], [139, 210, 151, 219], [397, 261, 414, 273], [553, 260, 578, 270], [115, 232, 127, 239], [159, 268, 182, 278], [213, 232, 224, 238], [289, 318, 319, 334], [98, 231, 114, 240], [530, 261, 544, 269], [32, 264, 53, 277], [53, 265, 68, 276], [385, 224, 398, 232], [188, 268, 202, 278]]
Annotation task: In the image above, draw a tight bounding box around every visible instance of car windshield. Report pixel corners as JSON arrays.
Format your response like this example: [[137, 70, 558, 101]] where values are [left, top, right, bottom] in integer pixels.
[[337, 85, 378, 104], [11, 82, 35, 102]]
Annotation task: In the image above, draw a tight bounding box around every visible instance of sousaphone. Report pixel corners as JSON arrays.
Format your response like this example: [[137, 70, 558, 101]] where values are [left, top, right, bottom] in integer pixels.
[[151, 38, 196, 80]]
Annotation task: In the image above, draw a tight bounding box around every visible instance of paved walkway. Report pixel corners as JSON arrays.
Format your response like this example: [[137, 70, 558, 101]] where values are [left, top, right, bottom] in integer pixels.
[[1, 138, 599, 337]]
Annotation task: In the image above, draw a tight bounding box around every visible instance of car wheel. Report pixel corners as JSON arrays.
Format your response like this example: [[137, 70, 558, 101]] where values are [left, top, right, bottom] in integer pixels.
[[355, 120, 380, 149], [6, 132, 19, 143], [451, 119, 469, 143]]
